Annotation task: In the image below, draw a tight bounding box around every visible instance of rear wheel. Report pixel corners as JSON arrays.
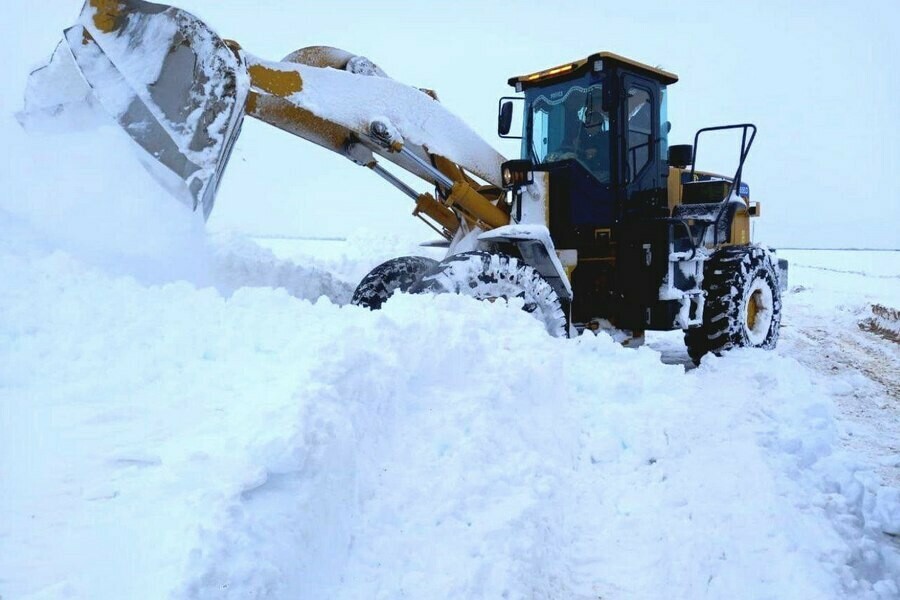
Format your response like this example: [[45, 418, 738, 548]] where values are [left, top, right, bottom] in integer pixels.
[[685, 245, 782, 364], [351, 256, 438, 310], [410, 251, 567, 337]]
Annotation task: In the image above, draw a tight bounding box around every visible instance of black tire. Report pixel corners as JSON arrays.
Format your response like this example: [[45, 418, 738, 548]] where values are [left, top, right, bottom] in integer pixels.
[[410, 251, 567, 337], [685, 245, 782, 364], [351, 256, 439, 310]]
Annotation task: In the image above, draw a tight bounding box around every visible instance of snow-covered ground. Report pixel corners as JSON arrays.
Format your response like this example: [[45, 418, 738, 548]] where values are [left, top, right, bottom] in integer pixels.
[[651, 249, 900, 485], [1, 120, 899, 599], [771, 251, 900, 489]]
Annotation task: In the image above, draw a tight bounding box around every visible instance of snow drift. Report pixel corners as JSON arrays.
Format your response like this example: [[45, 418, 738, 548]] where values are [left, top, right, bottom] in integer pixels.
[[2, 240, 899, 598]]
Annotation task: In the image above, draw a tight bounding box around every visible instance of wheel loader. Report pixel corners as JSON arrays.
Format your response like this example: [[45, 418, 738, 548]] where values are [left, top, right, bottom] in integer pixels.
[[24, 0, 788, 362]]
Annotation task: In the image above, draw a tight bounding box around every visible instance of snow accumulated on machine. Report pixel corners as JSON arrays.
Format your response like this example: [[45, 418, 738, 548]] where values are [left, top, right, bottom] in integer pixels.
[[22, 0, 787, 362]]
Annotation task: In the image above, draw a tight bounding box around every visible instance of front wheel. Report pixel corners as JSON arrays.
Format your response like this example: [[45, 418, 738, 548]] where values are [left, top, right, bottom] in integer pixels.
[[351, 256, 439, 310], [684, 245, 782, 364], [410, 251, 567, 337]]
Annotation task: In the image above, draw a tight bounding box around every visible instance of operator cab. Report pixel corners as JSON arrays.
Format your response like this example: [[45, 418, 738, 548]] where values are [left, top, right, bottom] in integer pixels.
[[500, 52, 677, 233], [499, 54, 690, 330]]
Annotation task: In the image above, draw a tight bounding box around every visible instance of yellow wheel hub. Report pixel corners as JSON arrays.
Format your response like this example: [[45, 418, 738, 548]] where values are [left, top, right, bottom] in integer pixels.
[[746, 289, 763, 330]]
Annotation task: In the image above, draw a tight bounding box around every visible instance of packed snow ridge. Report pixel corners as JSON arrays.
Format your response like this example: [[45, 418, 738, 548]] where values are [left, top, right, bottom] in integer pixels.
[[1, 124, 899, 598]]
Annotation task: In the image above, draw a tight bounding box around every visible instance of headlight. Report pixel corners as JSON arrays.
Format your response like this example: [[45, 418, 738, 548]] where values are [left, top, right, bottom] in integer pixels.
[[500, 160, 534, 188]]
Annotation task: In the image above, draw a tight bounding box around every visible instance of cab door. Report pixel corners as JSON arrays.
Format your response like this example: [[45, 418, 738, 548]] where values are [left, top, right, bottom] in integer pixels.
[[614, 74, 672, 330], [620, 75, 664, 218]]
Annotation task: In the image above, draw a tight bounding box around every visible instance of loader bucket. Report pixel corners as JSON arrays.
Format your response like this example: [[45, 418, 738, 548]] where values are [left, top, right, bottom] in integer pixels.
[[26, 0, 250, 219]]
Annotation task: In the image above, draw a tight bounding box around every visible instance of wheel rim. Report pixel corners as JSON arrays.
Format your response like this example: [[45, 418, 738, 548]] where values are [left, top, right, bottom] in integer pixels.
[[744, 278, 774, 346], [747, 289, 761, 329]]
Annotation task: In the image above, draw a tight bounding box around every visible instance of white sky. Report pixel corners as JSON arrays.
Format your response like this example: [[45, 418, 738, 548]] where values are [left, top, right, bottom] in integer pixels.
[[2, 0, 899, 248]]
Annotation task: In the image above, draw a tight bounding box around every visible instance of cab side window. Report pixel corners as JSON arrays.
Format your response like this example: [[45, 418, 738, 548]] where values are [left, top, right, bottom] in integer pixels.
[[626, 88, 652, 181]]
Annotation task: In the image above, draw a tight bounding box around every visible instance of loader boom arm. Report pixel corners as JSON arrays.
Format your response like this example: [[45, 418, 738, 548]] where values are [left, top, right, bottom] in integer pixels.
[[241, 50, 511, 238]]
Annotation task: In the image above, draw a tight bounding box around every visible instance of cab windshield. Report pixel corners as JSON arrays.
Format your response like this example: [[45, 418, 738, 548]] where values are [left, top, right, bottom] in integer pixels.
[[525, 77, 610, 182]]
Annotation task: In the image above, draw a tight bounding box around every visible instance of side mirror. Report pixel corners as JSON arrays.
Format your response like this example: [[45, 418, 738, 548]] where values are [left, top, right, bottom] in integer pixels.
[[497, 97, 523, 139], [498, 101, 514, 136]]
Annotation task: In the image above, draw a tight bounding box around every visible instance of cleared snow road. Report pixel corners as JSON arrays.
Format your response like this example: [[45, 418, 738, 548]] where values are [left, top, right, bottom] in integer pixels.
[[779, 252, 900, 489]]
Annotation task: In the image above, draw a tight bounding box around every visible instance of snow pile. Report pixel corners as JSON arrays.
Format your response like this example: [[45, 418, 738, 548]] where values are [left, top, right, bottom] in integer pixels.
[[256, 229, 445, 286], [2, 230, 899, 597], [1, 117, 214, 286], [1, 115, 351, 301], [212, 233, 355, 304]]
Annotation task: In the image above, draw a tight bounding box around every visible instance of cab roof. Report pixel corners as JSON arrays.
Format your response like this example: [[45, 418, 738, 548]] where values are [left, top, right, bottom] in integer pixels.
[[508, 51, 679, 88]]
